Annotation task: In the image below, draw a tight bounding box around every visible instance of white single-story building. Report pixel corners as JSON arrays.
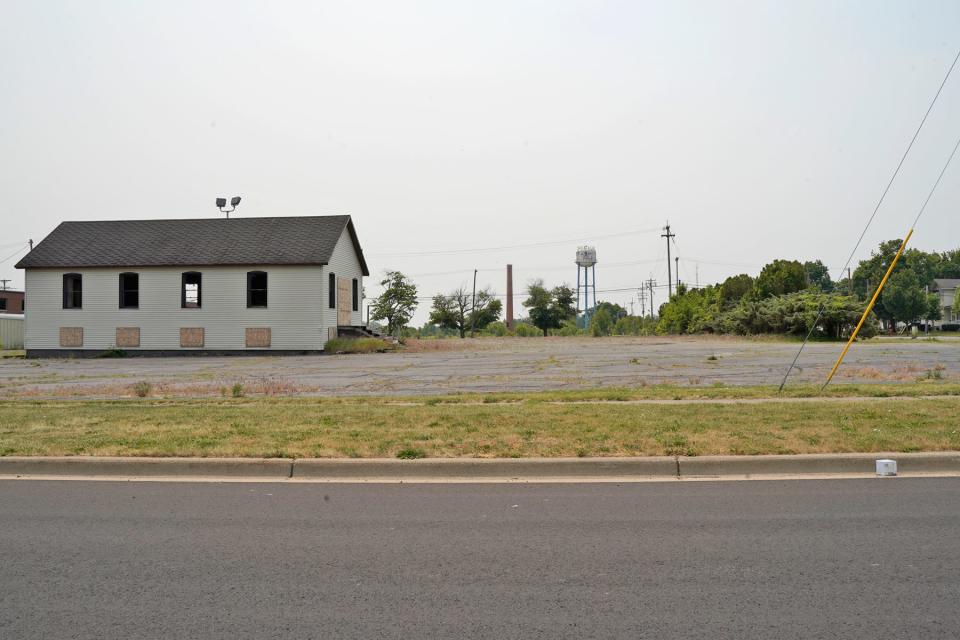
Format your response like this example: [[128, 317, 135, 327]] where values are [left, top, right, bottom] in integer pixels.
[[933, 278, 958, 329], [15, 215, 370, 357]]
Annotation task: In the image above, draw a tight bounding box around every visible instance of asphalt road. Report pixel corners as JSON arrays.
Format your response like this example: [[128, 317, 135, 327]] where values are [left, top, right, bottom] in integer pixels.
[[1, 478, 958, 639]]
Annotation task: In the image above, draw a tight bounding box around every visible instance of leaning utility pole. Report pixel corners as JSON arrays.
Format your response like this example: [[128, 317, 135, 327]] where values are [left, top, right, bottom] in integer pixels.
[[661, 222, 675, 298]]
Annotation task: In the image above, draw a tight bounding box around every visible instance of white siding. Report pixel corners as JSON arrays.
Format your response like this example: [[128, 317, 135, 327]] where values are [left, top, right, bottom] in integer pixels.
[[0, 315, 24, 349], [24, 265, 330, 351], [321, 227, 366, 328]]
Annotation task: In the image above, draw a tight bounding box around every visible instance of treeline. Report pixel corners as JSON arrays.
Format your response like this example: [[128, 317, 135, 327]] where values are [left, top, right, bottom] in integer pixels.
[[655, 241, 960, 337], [367, 240, 959, 338]]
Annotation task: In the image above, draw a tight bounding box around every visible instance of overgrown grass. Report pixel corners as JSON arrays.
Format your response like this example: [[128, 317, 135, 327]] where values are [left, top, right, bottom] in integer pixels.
[[1, 394, 958, 458], [324, 337, 395, 354]]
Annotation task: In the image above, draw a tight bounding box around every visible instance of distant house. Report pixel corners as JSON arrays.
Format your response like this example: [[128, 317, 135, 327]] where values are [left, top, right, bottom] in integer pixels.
[[933, 278, 959, 329], [15, 215, 370, 357], [0, 289, 24, 314]]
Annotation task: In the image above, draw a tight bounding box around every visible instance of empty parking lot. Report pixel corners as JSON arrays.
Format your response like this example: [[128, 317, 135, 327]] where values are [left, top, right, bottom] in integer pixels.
[[1, 336, 956, 400]]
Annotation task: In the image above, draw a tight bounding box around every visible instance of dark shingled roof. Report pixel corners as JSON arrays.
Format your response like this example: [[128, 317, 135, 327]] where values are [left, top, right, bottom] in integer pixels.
[[15, 215, 369, 275]]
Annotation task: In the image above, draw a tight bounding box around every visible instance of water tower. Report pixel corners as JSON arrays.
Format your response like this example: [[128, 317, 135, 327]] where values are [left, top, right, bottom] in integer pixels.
[[576, 246, 597, 325]]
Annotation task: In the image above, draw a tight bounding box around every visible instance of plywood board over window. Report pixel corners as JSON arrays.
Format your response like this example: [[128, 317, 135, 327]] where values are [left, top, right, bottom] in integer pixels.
[[180, 328, 204, 348], [60, 327, 83, 347], [245, 327, 271, 348], [337, 277, 352, 326], [115, 327, 140, 348]]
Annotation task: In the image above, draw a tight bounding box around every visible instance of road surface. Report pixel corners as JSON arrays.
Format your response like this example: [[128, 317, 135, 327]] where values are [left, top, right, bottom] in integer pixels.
[[1, 478, 958, 639]]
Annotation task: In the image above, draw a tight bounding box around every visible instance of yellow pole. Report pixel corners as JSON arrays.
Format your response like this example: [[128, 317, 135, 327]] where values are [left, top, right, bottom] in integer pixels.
[[822, 228, 913, 390]]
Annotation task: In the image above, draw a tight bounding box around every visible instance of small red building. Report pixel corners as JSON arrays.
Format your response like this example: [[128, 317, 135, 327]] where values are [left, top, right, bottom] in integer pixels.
[[0, 289, 24, 314]]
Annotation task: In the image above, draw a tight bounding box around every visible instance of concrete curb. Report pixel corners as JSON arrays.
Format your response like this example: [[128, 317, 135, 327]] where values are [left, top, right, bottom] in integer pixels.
[[677, 452, 960, 477], [292, 456, 678, 479], [0, 456, 292, 478], [1, 453, 958, 481]]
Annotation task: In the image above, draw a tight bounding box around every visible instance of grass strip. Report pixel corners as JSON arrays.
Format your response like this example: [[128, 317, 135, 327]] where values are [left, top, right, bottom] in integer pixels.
[[1, 396, 958, 459]]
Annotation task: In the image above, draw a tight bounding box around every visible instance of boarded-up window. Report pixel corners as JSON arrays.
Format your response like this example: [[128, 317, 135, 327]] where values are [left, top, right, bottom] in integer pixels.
[[182, 272, 201, 308], [119, 273, 139, 309], [245, 327, 271, 347], [63, 274, 82, 309], [116, 327, 140, 347], [180, 328, 204, 347], [60, 327, 83, 347], [247, 271, 268, 308]]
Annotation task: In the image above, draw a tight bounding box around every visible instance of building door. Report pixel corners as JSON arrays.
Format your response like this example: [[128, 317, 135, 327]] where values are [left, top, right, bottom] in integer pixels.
[[337, 277, 352, 326]]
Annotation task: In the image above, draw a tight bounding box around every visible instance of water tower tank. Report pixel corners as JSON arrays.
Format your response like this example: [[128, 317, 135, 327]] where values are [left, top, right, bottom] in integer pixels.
[[576, 246, 597, 267]]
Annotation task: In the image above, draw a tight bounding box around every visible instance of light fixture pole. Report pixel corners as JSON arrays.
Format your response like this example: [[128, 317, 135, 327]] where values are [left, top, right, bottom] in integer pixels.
[[216, 196, 242, 218]]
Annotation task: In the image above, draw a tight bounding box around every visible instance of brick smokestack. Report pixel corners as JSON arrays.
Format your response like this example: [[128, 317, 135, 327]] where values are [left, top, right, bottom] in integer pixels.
[[506, 264, 514, 329]]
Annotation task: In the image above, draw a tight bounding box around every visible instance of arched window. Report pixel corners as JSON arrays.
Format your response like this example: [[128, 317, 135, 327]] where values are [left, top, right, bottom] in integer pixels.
[[328, 273, 336, 309], [62, 273, 82, 309], [182, 272, 202, 308], [247, 271, 268, 308]]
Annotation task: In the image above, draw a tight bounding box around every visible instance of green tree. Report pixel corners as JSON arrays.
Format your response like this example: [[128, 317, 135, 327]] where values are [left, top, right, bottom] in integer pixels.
[[523, 280, 576, 336], [589, 308, 613, 336], [370, 270, 418, 336], [937, 249, 960, 278], [803, 260, 834, 292], [754, 259, 808, 298], [595, 301, 627, 321], [853, 239, 942, 329], [656, 286, 720, 335], [718, 274, 753, 308], [428, 287, 502, 338], [470, 292, 503, 333], [881, 270, 935, 328]]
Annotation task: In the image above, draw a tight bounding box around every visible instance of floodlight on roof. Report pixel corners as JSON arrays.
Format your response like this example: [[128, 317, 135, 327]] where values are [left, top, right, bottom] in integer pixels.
[[215, 195, 242, 218]]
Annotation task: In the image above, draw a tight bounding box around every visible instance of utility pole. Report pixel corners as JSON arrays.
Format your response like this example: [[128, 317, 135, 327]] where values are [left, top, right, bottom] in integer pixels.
[[638, 287, 646, 317], [675, 256, 680, 293], [629, 300, 634, 316], [661, 223, 675, 298], [646, 279, 657, 318], [0, 279, 10, 291], [695, 263, 699, 290], [505, 264, 514, 330], [470, 269, 478, 337]]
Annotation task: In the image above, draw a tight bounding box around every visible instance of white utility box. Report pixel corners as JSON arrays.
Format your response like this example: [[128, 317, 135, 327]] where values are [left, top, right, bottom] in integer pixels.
[[875, 459, 897, 476]]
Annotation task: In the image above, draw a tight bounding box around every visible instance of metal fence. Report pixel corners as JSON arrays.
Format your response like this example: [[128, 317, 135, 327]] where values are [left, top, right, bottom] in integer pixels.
[[0, 314, 24, 349]]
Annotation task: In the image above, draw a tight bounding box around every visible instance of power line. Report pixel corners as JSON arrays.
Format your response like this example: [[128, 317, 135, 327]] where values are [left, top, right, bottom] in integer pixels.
[[779, 45, 960, 392], [367, 226, 662, 257], [0, 244, 28, 265], [912, 132, 960, 230]]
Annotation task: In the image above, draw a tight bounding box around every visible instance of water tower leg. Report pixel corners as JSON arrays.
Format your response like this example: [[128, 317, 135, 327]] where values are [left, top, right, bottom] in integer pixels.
[[576, 266, 581, 315], [592, 264, 597, 313]]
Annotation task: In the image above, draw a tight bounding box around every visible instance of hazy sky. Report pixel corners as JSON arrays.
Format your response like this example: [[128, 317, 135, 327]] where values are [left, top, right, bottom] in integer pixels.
[[2, 1, 959, 323]]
